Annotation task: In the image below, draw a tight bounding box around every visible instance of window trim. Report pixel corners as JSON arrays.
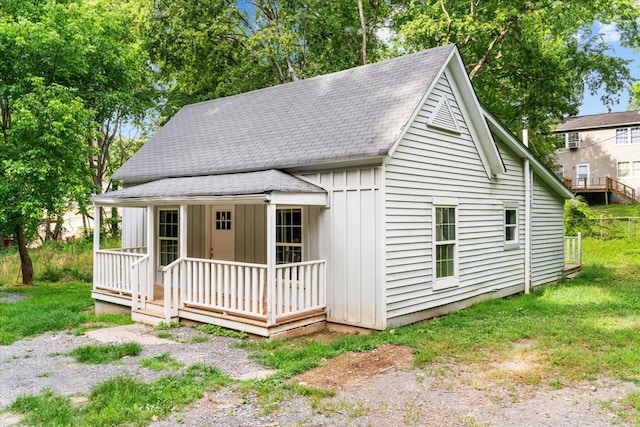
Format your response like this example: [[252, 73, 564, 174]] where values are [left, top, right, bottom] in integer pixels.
[[432, 198, 459, 291], [618, 161, 631, 178], [503, 202, 519, 249], [157, 207, 179, 267], [565, 132, 579, 149], [276, 206, 303, 265]]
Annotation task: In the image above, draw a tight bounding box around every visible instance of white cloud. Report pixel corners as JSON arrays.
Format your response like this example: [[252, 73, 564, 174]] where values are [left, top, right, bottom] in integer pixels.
[[598, 22, 621, 43]]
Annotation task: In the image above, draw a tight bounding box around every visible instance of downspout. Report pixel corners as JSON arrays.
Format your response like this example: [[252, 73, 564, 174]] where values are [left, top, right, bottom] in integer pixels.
[[523, 130, 532, 294]]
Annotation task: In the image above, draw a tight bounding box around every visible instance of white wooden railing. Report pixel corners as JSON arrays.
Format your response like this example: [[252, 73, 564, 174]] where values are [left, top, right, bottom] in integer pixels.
[[564, 233, 582, 265], [130, 255, 151, 310], [94, 248, 148, 294], [275, 260, 326, 319], [163, 258, 326, 324]]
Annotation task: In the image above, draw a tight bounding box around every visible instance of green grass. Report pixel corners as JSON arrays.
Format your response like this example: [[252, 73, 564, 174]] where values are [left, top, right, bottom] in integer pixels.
[[140, 353, 184, 371], [69, 342, 142, 364], [0, 282, 132, 345], [238, 237, 640, 420], [9, 364, 231, 427], [593, 204, 640, 218]]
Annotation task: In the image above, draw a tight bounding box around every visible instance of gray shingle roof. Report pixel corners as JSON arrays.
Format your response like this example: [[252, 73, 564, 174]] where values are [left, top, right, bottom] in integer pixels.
[[93, 170, 325, 202], [113, 45, 455, 181], [556, 110, 640, 132]]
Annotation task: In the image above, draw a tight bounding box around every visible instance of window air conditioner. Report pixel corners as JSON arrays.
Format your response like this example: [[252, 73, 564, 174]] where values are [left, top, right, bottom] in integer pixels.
[[568, 141, 579, 149]]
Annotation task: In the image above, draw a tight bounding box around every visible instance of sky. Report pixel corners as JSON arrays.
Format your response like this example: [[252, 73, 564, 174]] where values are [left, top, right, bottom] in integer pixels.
[[578, 22, 639, 116]]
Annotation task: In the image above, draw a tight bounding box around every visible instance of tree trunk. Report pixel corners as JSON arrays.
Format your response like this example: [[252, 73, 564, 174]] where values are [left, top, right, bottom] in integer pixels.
[[16, 225, 34, 285], [357, 0, 367, 65]]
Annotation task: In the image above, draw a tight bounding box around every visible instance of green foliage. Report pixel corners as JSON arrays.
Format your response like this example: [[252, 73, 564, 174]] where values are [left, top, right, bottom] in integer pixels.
[[156, 321, 182, 330], [0, 239, 98, 285], [9, 365, 231, 426], [0, 282, 132, 345], [200, 323, 248, 339], [564, 196, 598, 235], [69, 342, 142, 364], [140, 353, 184, 371], [391, 0, 639, 159]]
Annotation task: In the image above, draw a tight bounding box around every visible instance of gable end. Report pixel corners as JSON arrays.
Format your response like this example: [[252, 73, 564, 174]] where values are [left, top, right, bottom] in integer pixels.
[[427, 96, 461, 134]]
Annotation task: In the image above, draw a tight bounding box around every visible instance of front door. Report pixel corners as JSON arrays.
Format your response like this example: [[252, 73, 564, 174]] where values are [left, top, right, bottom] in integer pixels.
[[576, 163, 590, 188], [211, 206, 235, 261]]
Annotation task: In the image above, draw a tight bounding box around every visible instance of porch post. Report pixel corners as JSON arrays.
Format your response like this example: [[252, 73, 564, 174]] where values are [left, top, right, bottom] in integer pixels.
[[146, 206, 155, 299], [92, 204, 101, 290], [175, 204, 187, 317], [266, 202, 277, 327]]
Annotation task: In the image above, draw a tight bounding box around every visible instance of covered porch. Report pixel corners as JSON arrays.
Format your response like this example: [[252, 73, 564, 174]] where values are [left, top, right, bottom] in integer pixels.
[[92, 170, 329, 338]]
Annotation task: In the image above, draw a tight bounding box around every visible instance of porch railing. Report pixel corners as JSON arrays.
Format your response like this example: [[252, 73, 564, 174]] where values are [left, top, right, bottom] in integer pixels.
[[163, 258, 326, 325], [94, 248, 147, 294], [131, 255, 151, 310], [275, 260, 326, 319]]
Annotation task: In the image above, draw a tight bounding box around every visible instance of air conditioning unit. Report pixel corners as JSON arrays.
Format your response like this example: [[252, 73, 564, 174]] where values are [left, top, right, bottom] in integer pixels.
[[568, 141, 579, 149]]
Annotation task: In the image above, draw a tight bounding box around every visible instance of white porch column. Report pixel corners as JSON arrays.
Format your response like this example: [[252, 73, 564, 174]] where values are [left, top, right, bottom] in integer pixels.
[[92, 204, 101, 290], [266, 202, 277, 326], [179, 205, 188, 257], [146, 206, 155, 299]]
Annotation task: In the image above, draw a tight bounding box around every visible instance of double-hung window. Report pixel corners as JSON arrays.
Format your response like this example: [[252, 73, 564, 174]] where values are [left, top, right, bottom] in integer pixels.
[[433, 199, 458, 290], [276, 207, 302, 264], [158, 209, 179, 266], [504, 203, 519, 249]]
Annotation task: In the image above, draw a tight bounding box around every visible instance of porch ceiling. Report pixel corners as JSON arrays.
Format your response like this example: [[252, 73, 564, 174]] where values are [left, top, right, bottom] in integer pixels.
[[92, 169, 327, 206]]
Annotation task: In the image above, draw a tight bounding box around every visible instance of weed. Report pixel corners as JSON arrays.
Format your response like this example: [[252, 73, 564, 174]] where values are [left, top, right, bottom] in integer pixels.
[[10, 365, 231, 426], [200, 323, 248, 339], [69, 342, 142, 364], [140, 353, 183, 371], [156, 321, 181, 330], [403, 400, 422, 424], [156, 331, 175, 340], [36, 372, 51, 378]]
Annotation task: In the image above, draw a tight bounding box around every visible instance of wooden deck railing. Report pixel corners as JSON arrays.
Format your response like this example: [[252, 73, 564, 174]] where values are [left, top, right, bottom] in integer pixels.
[[162, 258, 326, 324], [94, 248, 147, 294], [275, 260, 326, 319], [564, 177, 638, 203]]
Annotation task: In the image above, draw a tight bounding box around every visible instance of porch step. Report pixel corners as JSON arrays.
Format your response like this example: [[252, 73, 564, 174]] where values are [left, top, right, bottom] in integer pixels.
[[132, 308, 178, 326]]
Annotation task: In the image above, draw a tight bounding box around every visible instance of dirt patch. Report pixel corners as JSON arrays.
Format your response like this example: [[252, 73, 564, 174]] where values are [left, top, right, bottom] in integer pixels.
[[294, 344, 414, 390]]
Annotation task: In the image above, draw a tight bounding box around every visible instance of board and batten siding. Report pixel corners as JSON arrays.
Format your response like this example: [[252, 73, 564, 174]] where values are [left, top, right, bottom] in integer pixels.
[[384, 71, 537, 326], [301, 168, 384, 330], [531, 177, 565, 286], [122, 207, 146, 249]]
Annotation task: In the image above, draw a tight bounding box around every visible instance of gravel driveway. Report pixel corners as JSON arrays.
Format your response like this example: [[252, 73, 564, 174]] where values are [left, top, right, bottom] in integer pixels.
[[1, 324, 638, 426]]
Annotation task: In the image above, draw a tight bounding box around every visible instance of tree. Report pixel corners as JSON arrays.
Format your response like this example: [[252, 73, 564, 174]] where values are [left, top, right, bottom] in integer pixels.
[[0, 80, 90, 284], [144, 0, 389, 116], [0, 0, 155, 283], [391, 0, 639, 159]]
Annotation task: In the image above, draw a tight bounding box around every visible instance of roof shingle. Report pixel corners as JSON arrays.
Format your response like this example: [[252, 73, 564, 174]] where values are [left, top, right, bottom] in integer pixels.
[[556, 110, 640, 132], [113, 45, 455, 181]]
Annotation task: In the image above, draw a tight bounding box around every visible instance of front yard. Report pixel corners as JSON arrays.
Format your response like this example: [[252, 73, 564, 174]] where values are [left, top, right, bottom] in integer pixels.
[[1, 237, 640, 425]]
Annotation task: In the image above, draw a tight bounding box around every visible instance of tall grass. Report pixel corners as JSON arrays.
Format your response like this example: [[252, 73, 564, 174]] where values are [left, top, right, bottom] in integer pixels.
[[0, 237, 119, 285]]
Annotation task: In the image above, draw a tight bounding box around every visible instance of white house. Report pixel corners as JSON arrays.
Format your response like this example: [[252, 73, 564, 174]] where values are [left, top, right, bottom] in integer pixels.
[[92, 44, 574, 338]]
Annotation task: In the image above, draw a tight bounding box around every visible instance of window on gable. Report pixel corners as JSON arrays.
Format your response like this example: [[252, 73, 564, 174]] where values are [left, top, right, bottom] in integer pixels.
[[158, 209, 179, 266], [276, 207, 302, 264], [616, 128, 629, 144], [618, 161, 631, 178], [566, 132, 579, 148], [433, 203, 458, 290], [631, 127, 640, 144]]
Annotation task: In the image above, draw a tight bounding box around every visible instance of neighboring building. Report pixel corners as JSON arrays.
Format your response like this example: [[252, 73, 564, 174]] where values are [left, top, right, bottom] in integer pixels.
[[92, 44, 573, 338], [555, 110, 640, 204]]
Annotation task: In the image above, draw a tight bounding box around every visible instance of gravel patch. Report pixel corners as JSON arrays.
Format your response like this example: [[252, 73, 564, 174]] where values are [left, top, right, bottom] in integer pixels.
[[1, 325, 638, 427]]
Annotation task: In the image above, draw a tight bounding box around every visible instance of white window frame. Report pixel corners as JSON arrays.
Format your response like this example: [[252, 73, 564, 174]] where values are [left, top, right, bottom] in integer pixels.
[[504, 202, 519, 249], [432, 198, 459, 291], [631, 127, 640, 145], [617, 128, 629, 145], [276, 206, 303, 264], [618, 161, 631, 178], [565, 132, 579, 149], [158, 208, 179, 267]]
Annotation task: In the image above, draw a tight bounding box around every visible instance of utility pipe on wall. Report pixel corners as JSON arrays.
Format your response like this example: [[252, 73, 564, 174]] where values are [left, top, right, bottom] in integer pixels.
[[523, 130, 532, 294]]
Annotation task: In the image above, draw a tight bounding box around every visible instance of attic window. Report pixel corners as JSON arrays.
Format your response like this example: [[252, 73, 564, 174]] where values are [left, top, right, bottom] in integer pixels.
[[427, 97, 461, 134]]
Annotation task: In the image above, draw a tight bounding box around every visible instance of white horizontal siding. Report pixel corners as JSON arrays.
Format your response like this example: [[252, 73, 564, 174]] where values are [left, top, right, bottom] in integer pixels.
[[531, 176, 565, 286], [384, 71, 533, 322]]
